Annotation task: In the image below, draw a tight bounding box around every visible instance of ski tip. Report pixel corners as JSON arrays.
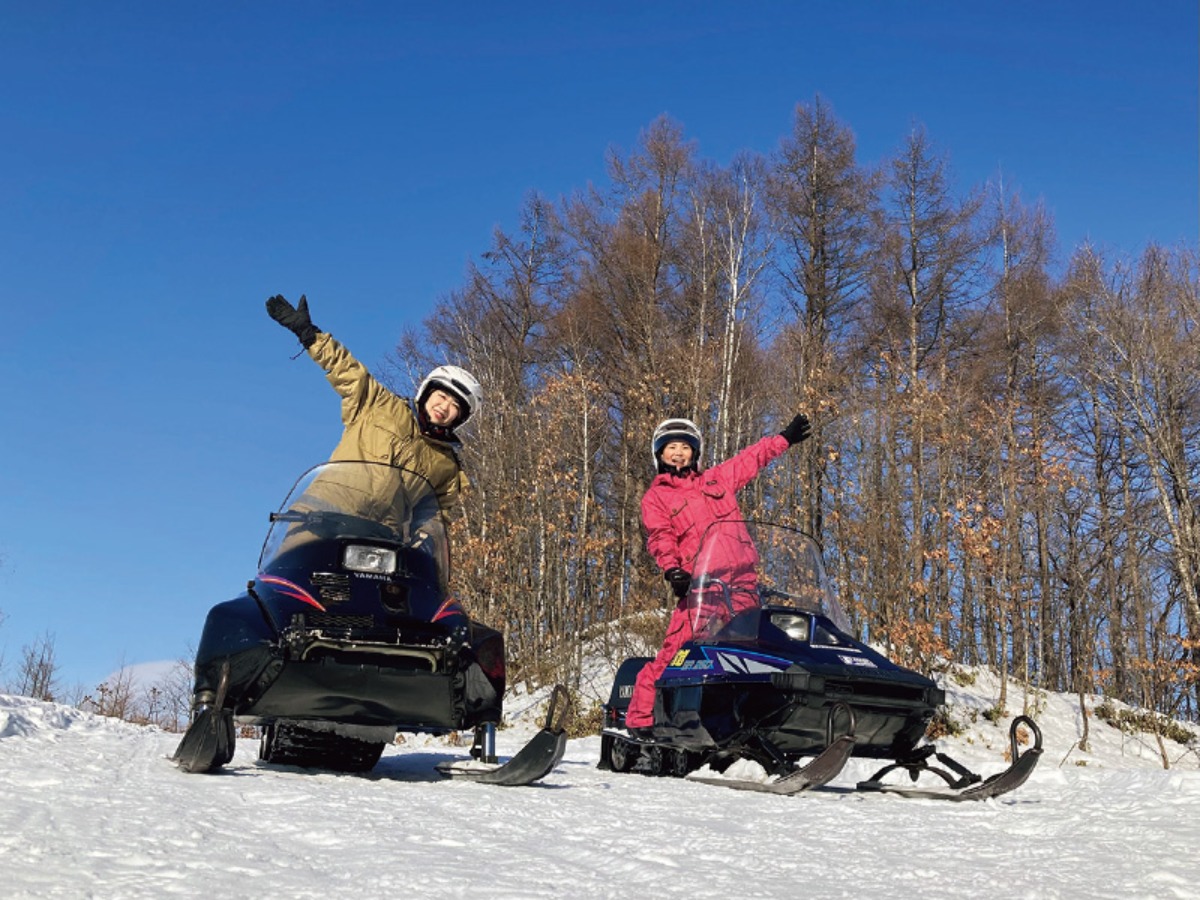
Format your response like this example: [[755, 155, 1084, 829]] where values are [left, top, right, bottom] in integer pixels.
[[543, 684, 572, 734], [437, 729, 568, 786]]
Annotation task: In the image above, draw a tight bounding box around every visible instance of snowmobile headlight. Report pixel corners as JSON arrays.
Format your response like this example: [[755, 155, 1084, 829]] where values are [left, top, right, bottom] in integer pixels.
[[343, 544, 397, 575], [772, 612, 810, 642]]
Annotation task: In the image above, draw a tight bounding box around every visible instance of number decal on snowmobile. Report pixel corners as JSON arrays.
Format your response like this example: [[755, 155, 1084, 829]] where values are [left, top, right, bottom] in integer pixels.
[[667, 648, 715, 671]]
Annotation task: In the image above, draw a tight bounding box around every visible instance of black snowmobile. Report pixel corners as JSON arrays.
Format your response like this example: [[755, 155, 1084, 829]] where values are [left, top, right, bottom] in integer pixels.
[[173, 460, 567, 784], [600, 520, 1042, 800]]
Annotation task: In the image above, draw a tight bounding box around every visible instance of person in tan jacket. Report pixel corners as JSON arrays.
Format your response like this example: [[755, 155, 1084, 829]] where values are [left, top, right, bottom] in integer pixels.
[[266, 293, 481, 515]]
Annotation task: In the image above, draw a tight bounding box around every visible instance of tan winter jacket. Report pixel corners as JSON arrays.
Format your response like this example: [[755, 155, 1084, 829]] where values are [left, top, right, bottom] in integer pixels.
[[307, 332, 468, 513]]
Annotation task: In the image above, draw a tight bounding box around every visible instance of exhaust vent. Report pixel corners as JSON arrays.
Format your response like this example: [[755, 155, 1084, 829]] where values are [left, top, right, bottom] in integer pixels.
[[311, 572, 351, 605]]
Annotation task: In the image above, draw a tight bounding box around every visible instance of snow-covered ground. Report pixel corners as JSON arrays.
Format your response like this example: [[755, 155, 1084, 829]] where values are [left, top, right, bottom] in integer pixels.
[[2, 670, 1197, 900]]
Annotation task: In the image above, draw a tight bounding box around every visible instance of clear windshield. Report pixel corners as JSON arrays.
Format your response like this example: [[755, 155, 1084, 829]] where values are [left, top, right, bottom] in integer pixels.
[[686, 520, 851, 639], [258, 461, 449, 589]]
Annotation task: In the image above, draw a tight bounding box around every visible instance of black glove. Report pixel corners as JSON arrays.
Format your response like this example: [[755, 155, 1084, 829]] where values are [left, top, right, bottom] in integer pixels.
[[664, 567, 691, 599], [266, 294, 319, 348], [780, 412, 811, 446]]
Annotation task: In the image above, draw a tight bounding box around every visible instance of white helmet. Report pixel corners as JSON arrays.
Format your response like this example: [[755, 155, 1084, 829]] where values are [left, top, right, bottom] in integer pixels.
[[651, 418, 703, 469], [417, 365, 482, 426]]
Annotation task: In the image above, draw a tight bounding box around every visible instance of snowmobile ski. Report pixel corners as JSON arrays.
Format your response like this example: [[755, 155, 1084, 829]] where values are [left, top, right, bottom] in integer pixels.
[[856, 715, 1043, 802], [686, 733, 856, 795], [171, 662, 235, 774], [436, 729, 567, 785], [437, 685, 570, 786]]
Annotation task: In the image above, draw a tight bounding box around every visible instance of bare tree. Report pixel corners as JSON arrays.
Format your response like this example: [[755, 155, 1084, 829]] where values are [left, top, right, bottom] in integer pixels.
[[149, 657, 196, 731], [851, 126, 989, 668], [81, 663, 138, 721], [1061, 245, 1200, 720], [765, 95, 879, 555], [676, 152, 774, 459], [986, 178, 1061, 711], [15, 632, 60, 701]]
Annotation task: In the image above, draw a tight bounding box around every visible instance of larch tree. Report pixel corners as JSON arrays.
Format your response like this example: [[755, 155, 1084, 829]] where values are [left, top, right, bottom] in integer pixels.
[[764, 96, 878, 550], [856, 125, 988, 671]]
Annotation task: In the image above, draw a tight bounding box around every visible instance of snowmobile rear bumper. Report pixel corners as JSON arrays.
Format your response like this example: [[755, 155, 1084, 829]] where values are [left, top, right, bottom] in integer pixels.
[[195, 638, 501, 732], [192, 594, 504, 731], [239, 660, 461, 730]]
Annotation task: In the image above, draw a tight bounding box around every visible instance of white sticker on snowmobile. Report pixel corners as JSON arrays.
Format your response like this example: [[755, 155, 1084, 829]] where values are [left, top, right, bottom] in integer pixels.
[[837, 655, 878, 668], [715, 651, 789, 674]]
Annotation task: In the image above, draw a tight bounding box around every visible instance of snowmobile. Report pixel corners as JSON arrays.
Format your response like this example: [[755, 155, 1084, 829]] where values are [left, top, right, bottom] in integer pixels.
[[599, 520, 1042, 800], [173, 460, 568, 784]]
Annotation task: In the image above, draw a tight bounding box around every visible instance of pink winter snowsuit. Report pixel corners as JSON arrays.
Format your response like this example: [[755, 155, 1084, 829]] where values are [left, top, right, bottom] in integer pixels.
[[624, 433, 791, 729]]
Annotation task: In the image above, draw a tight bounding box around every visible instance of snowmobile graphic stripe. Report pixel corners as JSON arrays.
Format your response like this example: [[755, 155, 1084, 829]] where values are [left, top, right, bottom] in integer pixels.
[[663, 645, 792, 676], [703, 646, 791, 670], [432, 597, 465, 621], [713, 650, 789, 674], [257, 575, 326, 611]]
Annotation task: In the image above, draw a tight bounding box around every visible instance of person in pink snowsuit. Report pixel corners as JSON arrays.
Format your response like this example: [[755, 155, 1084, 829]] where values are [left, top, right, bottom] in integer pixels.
[[623, 413, 812, 732]]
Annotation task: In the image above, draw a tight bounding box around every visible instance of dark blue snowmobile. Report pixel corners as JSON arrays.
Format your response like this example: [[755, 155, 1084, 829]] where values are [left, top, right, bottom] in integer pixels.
[[600, 520, 1041, 799], [173, 460, 567, 784]]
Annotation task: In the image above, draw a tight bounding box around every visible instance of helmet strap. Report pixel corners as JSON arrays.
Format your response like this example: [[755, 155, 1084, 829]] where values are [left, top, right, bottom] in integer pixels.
[[415, 399, 457, 442], [656, 459, 698, 477]]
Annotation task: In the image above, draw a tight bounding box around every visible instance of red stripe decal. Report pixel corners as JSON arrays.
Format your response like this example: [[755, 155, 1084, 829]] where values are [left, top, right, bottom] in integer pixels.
[[258, 574, 327, 612]]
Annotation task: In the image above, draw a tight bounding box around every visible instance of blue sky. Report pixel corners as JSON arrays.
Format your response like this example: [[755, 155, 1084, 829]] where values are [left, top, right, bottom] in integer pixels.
[[1, 2, 1196, 695]]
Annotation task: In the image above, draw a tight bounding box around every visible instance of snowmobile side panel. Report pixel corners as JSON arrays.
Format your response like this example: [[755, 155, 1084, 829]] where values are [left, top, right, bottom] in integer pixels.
[[190, 595, 280, 711], [195, 596, 276, 663], [605, 657, 652, 711]]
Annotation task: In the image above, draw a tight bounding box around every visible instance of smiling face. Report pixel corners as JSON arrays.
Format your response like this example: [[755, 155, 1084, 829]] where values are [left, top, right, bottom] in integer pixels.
[[423, 388, 463, 426], [659, 439, 694, 470]]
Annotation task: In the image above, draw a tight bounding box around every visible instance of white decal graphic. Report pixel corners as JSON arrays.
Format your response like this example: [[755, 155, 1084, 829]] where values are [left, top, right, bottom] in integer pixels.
[[838, 655, 877, 668], [716, 652, 786, 674]]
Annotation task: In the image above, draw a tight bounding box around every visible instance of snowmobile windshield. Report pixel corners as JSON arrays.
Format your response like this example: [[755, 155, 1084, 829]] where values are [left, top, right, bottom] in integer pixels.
[[686, 520, 851, 639], [257, 461, 449, 588]]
